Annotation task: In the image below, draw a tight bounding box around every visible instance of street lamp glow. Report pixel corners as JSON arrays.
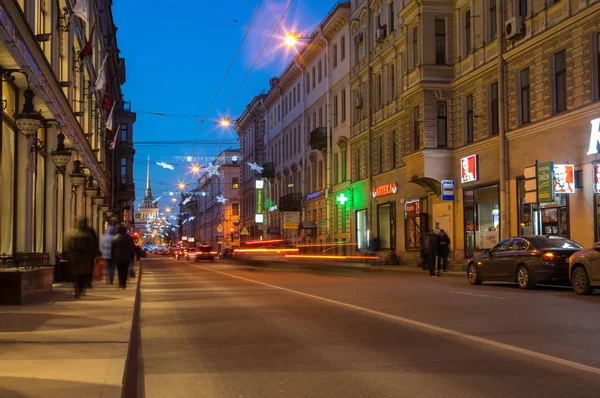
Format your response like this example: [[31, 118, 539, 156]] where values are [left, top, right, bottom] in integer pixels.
[[178, 182, 186, 190], [285, 33, 298, 47], [191, 165, 201, 173], [171, 197, 177, 203], [165, 207, 171, 213], [220, 117, 231, 127]]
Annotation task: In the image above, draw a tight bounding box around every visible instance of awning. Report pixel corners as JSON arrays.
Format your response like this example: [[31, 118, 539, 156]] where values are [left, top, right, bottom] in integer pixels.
[[267, 226, 281, 235], [300, 221, 318, 229]]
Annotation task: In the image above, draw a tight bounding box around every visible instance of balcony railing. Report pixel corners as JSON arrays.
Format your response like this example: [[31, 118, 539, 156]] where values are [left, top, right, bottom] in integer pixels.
[[0, 253, 50, 270], [309, 127, 327, 151], [279, 192, 303, 212]]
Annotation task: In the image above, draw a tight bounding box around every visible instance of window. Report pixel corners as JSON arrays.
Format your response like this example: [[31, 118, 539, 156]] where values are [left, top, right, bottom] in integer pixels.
[[297, 83, 301, 102], [466, 95, 474, 143], [378, 136, 384, 173], [392, 131, 398, 168], [341, 89, 347, 121], [489, 0, 497, 41], [306, 73, 310, 94], [318, 108, 323, 127], [465, 10, 472, 55], [413, 106, 420, 150], [490, 82, 499, 135], [318, 60, 322, 83], [435, 19, 446, 65], [356, 209, 368, 250], [334, 153, 339, 184], [120, 123, 128, 143], [376, 73, 382, 108], [388, 63, 395, 101], [519, 0, 527, 18], [388, 2, 394, 31], [437, 101, 447, 147], [312, 67, 316, 88], [293, 87, 296, 106], [597, 33, 600, 100], [120, 158, 127, 184], [520, 68, 531, 124], [232, 177, 239, 189], [341, 149, 347, 181], [232, 203, 239, 216], [341, 35, 346, 60], [554, 50, 567, 114], [412, 26, 418, 70], [333, 44, 338, 68], [333, 95, 339, 127]]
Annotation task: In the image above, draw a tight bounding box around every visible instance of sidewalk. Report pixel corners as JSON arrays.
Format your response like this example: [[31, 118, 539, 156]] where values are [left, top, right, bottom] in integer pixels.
[[0, 272, 140, 398]]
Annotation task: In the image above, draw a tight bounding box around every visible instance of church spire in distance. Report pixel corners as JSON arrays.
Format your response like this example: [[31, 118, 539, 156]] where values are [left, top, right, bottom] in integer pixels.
[[145, 154, 152, 199]]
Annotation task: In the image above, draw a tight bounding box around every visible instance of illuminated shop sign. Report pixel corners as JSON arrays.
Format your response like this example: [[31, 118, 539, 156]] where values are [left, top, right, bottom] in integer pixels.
[[594, 164, 600, 194], [553, 164, 575, 194], [307, 191, 323, 200], [460, 155, 478, 183], [371, 182, 398, 198], [586, 118, 600, 155]]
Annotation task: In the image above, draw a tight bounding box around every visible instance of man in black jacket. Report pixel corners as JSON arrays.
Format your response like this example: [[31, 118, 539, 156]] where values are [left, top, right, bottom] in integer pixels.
[[437, 229, 451, 274], [111, 226, 135, 289]]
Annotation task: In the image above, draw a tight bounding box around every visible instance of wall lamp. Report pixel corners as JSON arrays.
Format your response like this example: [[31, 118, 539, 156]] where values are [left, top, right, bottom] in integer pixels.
[[1, 68, 45, 140], [69, 159, 86, 188], [46, 120, 72, 173], [85, 176, 98, 198]]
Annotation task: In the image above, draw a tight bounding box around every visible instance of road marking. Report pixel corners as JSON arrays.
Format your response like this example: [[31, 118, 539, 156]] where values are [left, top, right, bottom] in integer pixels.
[[331, 275, 356, 280], [449, 291, 508, 300], [195, 264, 600, 377]]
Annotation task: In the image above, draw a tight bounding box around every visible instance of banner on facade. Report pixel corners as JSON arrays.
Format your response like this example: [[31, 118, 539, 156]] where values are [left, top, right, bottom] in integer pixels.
[[537, 162, 554, 203], [283, 212, 301, 229], [553, 164, 575, 194]]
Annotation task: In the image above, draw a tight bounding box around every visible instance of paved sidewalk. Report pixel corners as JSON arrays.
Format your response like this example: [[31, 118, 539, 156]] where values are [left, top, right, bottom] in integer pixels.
[[0, 274, 139, 398]]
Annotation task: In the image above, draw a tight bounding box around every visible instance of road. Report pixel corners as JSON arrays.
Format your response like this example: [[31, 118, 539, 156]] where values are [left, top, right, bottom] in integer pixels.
[[137, 256, 600, 398]]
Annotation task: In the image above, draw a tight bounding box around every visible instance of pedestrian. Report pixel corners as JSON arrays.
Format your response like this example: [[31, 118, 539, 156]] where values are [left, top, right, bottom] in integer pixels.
[[101, 225, 117, 284], [428, 230, 439, 277], [420, 232, 429, 270], [111, 225, 135, 289], [437, 229, 451, 274], [65, 217, 98, 298], [81, 220, 99, 289]]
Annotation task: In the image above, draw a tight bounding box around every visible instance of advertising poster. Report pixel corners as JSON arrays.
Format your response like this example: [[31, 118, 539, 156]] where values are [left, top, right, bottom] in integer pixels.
[[537, 162, 554, 203], [553, 164, 575, 194], [594, 164, 600, 193], [460, 155, 478, 183]]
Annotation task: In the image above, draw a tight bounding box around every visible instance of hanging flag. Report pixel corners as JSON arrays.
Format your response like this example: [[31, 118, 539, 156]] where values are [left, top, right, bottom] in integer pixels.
[[102, 89, 112, 110], [109, 125, 120, 150], [94, 54, 108, 92], [106, 101, 117, 132], [72, 0, 89, 24], [78, 23, 96, 62]]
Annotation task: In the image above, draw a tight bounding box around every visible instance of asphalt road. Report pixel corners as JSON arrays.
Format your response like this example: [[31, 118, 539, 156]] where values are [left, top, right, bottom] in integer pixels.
[[138, 256, 600, 398]]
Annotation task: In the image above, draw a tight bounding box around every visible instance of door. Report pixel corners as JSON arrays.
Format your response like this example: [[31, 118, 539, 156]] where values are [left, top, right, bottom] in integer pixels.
[[483, 239, 512, 280], [497, 238, 529, 279]]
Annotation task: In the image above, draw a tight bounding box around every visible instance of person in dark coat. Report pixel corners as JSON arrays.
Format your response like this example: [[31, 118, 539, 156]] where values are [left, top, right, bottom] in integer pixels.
[[428, 231, 439, 277], [111, 226, 135, 289], [65, 217, 98, 298], [437, 229, 451, 274]]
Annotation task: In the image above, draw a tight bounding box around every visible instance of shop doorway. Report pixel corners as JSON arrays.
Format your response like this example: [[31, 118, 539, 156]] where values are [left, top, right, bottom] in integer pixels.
[[518, 180, 569, 237], [464, 185, 499, 258]]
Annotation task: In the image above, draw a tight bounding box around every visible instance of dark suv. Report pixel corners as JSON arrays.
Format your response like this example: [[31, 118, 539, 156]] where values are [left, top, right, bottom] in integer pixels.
[[195, 245, 216, 262]]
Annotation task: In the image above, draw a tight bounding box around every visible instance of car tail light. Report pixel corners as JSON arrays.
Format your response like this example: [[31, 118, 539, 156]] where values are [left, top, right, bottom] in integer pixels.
[[542, 253, 555, 261], [210, 251, 218, 254]]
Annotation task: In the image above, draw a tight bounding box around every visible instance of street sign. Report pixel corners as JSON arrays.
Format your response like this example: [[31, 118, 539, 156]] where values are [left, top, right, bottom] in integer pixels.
[[283, 212, 300, 229], [240, 227, 250, 235], [217, 224, 223, 232], [524, 165, 538, 204], [441, 180, 455, 201], [537, 162, 554, 203]]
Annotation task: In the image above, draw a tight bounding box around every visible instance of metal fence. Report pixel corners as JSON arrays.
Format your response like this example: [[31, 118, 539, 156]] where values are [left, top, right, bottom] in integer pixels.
[[0, 253, 50, 269]]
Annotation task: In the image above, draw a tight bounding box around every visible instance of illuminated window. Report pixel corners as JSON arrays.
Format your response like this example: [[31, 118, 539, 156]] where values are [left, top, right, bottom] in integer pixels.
[[232, 177, 239, 189]]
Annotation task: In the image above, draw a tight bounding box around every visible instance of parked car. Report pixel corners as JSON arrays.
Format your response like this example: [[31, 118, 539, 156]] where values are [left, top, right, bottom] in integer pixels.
[[466, 235, 583, 289], [196, 245, 217, 262], [568, 244, 600, 295], [219, 248, 233, 259]]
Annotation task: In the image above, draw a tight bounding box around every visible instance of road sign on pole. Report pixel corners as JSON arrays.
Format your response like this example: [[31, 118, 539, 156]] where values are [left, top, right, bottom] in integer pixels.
[[240, 227, 250, 236]]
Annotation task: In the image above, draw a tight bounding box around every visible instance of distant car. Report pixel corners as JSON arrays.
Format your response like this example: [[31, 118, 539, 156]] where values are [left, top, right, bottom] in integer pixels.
[[196, 245, 217, 262], [220, 248, 233, 259], [568, 244, 600, 295], [467, 235, 583, 289], [173, 248, 184, 260]]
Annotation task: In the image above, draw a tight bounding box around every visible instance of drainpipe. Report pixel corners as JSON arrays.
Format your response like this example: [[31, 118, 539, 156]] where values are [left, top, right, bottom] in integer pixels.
[[366, 7, 374, 244], [497, 0, 508, 238], [318, 27, 333, 243]]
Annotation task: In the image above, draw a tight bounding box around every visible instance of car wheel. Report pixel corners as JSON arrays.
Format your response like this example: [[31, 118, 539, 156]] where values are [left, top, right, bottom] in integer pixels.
[[467, 263, 482, 285], [572, 266, 593, 295], [517, 265, 535, 289]]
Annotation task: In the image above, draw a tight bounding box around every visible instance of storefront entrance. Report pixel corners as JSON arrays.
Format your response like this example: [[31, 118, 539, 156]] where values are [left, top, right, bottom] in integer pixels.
[[377, 202, 396, 250], [464, 185, 499, 257], [518, 180, 569, 237]]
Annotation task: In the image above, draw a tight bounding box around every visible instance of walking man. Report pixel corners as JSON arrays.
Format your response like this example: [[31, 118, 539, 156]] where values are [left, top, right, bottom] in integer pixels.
[[65, 217, 98, 298], [101, 225, 117, 284], [111, 226, 135, 289], [428, 230, 439, 277], [437, 229, 451, 275]]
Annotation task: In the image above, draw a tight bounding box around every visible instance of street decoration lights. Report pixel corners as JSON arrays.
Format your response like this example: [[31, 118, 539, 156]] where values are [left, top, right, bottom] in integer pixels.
[[284, 32, 310, 47], [220, 117, 232, 127], [69, 159, 86, 188], [178, 182, 186, 190], [191, 165, 201, 174]]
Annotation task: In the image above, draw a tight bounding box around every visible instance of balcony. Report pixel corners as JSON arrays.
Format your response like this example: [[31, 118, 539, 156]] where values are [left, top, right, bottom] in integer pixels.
[[309, 127, 327, 151], [262, 162, 275, 179], [279, 192, 303, 212]]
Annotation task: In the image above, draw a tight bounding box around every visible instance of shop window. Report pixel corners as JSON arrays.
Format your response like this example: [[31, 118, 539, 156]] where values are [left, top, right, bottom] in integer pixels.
[[405, 198, 428, 250], [464, 185, 499, 257], [356, 209, 368, 250], [377, 203, 396, 250], [518, 180, 569, 237], [0, 122, 16, 254]]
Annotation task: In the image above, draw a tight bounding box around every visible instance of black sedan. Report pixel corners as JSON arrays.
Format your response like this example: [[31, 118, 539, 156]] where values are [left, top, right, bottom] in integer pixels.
[[467, 236, 583, 289]]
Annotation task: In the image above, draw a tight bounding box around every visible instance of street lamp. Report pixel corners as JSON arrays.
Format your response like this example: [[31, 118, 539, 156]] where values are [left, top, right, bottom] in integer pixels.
[[191, 165, 201, 174], [220, 117, 232, 127], [50, 132, 72, 173], [93, 187, 104, 206], [284, 32, 310, 47], [69, 159, 86, 188], [85, 176, 97, 198], [178, 182, 186, 190]]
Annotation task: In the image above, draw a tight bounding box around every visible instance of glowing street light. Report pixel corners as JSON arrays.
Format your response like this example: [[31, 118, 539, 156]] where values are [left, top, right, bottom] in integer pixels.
[[285, 33, 298, 46], [191, 165, 201, 174], [178, 182, 186, 190], [171, 197, 177, 203], [165, 207, 171, 213], [220, 117, 231, 127]]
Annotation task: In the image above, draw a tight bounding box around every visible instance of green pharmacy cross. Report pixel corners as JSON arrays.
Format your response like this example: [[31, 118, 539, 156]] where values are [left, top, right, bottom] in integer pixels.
[[336, 193, 349, 205]]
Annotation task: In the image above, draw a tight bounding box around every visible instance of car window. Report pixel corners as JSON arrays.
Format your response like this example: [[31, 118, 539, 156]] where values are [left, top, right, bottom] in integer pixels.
[[492, 239, 511, 252], [509, 238, 529, 252], [529, 236, 583, 250]]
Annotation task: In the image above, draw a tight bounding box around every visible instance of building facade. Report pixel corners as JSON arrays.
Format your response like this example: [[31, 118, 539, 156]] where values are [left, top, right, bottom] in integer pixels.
[[0, 0, 135, 265]]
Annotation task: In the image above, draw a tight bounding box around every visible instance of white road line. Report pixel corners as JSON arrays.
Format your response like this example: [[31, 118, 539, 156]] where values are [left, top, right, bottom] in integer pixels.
[[194, 264, 600, 377], [331, 275, 356, 280], [449, 291, 508, 300]]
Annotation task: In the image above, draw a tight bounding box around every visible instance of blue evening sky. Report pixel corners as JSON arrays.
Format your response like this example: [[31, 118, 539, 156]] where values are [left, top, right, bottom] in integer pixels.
[[113, 0, 337, 209]]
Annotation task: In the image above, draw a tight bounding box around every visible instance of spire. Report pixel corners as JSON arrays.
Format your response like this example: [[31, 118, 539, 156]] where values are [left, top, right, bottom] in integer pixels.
[[145, 154, 152, 198]]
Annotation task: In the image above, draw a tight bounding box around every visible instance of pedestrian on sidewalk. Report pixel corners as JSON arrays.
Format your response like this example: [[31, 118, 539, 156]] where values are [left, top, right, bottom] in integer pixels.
[[65, 217, 98, 298], [428, 230, 439, 277], [437, 229, 451, 274], [101, 225, 117, 284], [111, 226, 135, 289]]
